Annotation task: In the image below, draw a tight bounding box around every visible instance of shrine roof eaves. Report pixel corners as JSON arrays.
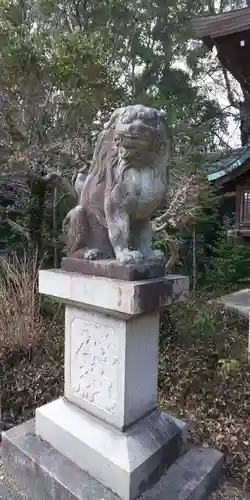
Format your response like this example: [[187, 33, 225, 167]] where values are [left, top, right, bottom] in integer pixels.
[[206, 142, 250, 182], [192, 7, 250, 40]]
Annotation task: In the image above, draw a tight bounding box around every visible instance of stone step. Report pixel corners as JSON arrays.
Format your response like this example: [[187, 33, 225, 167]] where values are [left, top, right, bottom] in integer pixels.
[[142, 446, 224, 500], [0, 446, 223, 500], [0, 485, 9, 499], [0, 447, 30, 500], [1, 417, 223, 500]]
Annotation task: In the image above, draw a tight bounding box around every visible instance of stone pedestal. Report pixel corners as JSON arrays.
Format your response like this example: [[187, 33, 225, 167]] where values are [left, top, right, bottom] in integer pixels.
[[2, 269, 224, 500], [35, 270, 188, 500]]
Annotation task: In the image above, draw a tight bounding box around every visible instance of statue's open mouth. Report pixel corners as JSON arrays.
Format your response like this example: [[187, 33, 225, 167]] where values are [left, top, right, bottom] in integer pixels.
[[117, 125, 164, 156]]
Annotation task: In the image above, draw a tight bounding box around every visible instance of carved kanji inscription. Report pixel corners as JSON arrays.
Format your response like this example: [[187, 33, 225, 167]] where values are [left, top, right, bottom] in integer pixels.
[[69, 317, 119, 414]]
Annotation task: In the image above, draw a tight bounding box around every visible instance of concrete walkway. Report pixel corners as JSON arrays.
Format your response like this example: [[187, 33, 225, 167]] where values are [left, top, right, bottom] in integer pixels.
[[217, 288, 250, 317], [216, 288, 250, 362]]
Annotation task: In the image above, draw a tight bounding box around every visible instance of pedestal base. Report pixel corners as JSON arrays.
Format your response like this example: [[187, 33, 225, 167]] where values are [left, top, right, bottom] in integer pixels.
[[2, 420, 224, 500], [35, 398, 187, 500], [61, 258, 166, 281]]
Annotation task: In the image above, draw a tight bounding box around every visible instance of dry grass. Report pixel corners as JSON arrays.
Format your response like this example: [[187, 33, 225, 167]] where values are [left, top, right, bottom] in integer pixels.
[[0, 251, 64, 425], [0, 252, 45, 351]]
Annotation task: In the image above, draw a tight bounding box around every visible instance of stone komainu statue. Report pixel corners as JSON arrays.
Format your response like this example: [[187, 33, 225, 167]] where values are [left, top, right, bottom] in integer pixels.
[[63, 104, 171, 264]]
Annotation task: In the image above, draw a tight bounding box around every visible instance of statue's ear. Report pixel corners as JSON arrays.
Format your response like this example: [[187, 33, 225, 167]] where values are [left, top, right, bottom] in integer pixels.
[[104, 107, 125, 130], [157, 110, 169, 132], [160, 112, 172, 139], [103, 110, 118, 130]]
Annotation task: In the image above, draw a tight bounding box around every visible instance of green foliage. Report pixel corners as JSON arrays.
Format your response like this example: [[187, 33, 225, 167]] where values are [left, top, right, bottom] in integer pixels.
[[0, 0, 124, 259], [169, 185, 221, 279], [0, 0, 243, 268], [205, 218, 250, 291], [0, 0, 231, 159]]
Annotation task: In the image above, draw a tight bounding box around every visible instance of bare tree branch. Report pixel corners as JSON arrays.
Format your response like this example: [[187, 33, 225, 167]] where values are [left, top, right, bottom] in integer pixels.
[[6, 219, 31, 241], [222, 67, 240, 109]]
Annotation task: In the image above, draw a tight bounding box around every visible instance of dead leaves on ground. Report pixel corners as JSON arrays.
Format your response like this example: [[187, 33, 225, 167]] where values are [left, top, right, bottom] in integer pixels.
[[0, 326, 64, 428], [159, 302, 250, 487]]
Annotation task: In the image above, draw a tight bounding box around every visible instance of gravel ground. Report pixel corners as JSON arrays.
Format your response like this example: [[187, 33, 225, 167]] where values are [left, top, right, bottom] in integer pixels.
[[211, 481, 250, 499]]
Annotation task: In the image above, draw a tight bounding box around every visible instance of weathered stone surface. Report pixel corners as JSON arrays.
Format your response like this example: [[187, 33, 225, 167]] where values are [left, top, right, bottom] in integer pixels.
[[39, 269, 189, 316], [2, 420, 223, 500], [37, 268, 190, 500], [0, 446, 30, 500], [63, 105, 170, 266], [64, 307, 160, 429], [0, 485, 9, 499], [61, 257, 166, 281], [2, 420, 117, 500], [35, 400, 187, 500], [142, 447, 224, 500]]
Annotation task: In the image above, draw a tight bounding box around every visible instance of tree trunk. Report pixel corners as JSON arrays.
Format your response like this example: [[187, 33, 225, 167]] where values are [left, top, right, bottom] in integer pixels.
[[27, 170, 47, 261], [239, 92, 250, 147], [52, 187, 58, 268]]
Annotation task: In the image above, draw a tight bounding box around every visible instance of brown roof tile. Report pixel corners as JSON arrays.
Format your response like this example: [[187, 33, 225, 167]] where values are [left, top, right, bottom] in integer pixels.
[[192, 7, 250, 39]]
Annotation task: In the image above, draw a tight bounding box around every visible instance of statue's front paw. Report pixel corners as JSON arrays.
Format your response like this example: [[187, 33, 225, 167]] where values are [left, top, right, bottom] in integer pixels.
[[116, 249, 143, 264], [84, 248, 104, 260]]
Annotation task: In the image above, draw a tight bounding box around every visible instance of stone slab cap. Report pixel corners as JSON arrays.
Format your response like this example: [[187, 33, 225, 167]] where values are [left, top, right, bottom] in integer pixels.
[[39, 270, 189, 316], [61, 257, 166, 281]]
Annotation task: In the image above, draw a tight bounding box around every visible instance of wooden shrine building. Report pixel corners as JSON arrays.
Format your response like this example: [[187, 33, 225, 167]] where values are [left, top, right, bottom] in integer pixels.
[[192, 7, 250, 245], [192, 7, 250, 93]]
